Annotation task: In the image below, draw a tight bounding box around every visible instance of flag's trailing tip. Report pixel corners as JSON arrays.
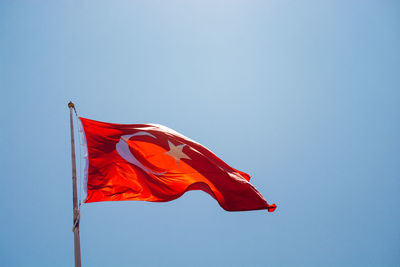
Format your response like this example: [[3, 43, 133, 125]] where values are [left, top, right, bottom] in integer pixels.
[[267, 204, 277, 212]]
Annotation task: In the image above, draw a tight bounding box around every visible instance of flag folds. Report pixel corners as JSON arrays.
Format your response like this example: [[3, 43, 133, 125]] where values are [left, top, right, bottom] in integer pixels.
[[79, 117, 276, 212]]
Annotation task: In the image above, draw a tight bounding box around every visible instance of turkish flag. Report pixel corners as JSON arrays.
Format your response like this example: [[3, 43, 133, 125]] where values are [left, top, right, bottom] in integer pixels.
[[79, 117, 276, 212]]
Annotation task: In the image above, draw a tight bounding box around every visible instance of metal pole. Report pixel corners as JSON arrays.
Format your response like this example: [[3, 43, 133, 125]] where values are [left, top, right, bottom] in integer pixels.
[[68, 101, 82, 267]]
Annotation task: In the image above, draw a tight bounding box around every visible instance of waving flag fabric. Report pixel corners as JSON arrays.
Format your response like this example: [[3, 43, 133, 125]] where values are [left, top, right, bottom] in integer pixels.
[[79, 117, 276, 212]]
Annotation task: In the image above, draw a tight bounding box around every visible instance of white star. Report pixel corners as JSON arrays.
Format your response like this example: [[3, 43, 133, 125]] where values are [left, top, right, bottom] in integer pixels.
[[165, 141, 191, 165]]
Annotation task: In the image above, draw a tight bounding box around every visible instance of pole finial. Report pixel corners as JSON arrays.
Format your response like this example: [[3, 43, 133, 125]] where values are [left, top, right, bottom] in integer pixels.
[[68, 101, 75, 108]]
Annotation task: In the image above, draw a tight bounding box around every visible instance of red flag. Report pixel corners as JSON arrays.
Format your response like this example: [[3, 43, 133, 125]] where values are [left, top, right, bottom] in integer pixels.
[[79, 117, 276, 212]]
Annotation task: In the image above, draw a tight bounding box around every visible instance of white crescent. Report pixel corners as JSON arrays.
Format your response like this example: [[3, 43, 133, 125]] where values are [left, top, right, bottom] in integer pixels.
[[115, 132, 166, 175]]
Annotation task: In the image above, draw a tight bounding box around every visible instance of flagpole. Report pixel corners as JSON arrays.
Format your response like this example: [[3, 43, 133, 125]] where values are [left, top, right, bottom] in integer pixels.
[[68, 101, 82, 267]]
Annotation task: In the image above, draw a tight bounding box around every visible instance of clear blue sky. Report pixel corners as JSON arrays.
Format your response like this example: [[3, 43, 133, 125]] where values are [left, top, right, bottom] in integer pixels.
[[1, 1, 399, 266]]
